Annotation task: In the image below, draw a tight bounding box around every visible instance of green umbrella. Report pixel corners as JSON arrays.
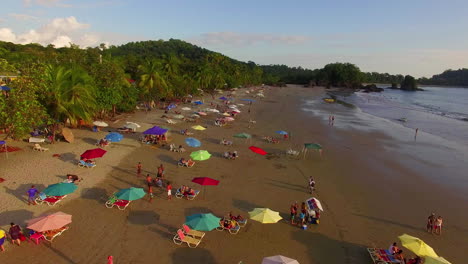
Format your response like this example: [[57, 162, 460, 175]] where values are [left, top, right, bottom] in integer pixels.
[[234, 133, 251, 139], [304, 143, 322, 149], [190, 150, 211, 161], [185, 213, 221, 231], [115, 187, 146, 201], [43, 183, 77, 196]]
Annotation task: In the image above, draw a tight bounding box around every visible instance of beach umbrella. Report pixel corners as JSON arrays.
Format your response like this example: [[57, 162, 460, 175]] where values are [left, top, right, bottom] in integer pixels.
[[306, 197, 324, 211], [224, 117, 235, 122], [0, 86, 11, 91], [398, 234, 438, 258], [248, 208, 282, 224], [249, 146, 267, 155], [194, 101, 203, 105], [197, 111, 207, 116], [143, 126, 168, 135], [262, 255, 300, 264], [190, 150, 211, 161], [185, 137, 201, 147], [172, 114, 184, 119], [207, 108, 220, 113], [276, 131, 288, 135], [241, 99, 256, 102], [27, 212, 72, 232], [219, 96, 228, 100], [192, 125, 206, 131], [191, 114, 200, 118], [81, 148, 107, 159], [61, 127, 74, 143], [424, 256, 452, 264], [115, 187, 146, 201], [185, 213, 221, 231], [125, 122, 141, 128], [181, 107, 191, 111], [43, 183, 78, 196], [234, 133, 251, 139], [105, 132, 123, 142], [192, 177, 219, 186], [222, 113, 230, 116], [93, 121, 108, 127]]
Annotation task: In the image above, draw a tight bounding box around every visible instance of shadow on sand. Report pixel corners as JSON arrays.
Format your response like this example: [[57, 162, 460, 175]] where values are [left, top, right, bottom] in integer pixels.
[[232, 199, 263, 212], [171, 247, 216, 264], [127, 210, 160, 225], [352, 213, 421, 231], [58, 152, 78, 164], [0, 209, 35, 226], [3, 184, 47, 204]]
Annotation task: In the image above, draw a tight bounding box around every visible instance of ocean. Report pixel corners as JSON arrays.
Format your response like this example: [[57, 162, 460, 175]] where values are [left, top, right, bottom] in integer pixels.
[[301, 86, 468, 199]]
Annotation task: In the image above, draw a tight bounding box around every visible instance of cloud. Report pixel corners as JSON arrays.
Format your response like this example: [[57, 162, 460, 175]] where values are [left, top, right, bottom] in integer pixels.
[[23, 0, 72, 8], [188, 32, 310, 47], [8, 13, 39, 21], [0, 28, 17, 42]]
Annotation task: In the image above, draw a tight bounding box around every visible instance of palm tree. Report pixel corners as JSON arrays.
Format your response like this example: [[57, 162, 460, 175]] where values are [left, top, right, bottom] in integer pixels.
[[138, 59, 168, 101]]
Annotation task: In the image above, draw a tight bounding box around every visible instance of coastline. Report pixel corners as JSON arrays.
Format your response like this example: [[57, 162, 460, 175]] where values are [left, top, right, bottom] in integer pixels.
[[0, 85, 465, 264]]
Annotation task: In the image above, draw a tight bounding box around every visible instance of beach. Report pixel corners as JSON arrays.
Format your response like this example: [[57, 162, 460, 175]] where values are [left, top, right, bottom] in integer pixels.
[[0, 85, 466, 264]]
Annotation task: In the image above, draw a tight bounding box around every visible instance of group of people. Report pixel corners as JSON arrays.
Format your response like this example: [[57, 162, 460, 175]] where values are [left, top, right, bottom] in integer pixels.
[[0, 223, 24, 251], [178, 157, 195, 167], [223, 151, 238, 160], [427, 213, 443, 235], [142, 134, 167, 145], [177, 185, 196, 199], [290, 201, 320, 227], [388, 242, 423, 264]]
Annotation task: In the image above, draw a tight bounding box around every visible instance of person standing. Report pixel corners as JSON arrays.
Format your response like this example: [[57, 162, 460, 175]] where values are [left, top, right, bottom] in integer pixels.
[[414, 128, 419, 140], [308, 177, 316, 194], [157, 164, 164, 178], [0, 228, 6, 251], [328, 115, 332, 125], [27, 185, 38, 205], [146, 174, 153, 198], [331, 116, 335, 126], [137, 162, 142, 176], [8, 223, 22, 246], [290, 202, 298, 225], [434, 216, 443, 235], [166, 181, 172, 200], [427, 213, 436, 233]]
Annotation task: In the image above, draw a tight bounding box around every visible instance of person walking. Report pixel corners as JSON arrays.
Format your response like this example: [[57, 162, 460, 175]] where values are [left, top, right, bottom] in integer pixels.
[[308, 177, 316, 194], [8, 223, 22, 246], [427, 213, 436, 233], [414, 128, 419, 140], [145, 174, 153, 198], [166, 181, 172, 200], [137, 162, 142, 176], [434, 216, 443, 235], [331, 116, 335, 126], [27, 185, 39, 205]]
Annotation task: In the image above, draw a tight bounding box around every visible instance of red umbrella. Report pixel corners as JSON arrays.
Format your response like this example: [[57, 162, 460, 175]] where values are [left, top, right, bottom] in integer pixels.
[[192, 177, 219, 186], [191, 177, 219, 199], [80, 148, 107, 159], [249, 146, 267, 155], [107, 256, 113, 264]]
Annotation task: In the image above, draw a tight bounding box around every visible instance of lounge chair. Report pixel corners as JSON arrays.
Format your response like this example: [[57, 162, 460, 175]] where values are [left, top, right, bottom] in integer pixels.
[[105, 195, 131, 210], [216, 220, 241, 234], [35, 193, 66, 206], [177, 160, 195, 167], [166, 119, 177, 124], [220, 140, 232, 146], [78, 160, 96, 168], [175, 189, 200, 200], [182, 224, 205, 239], [33, 144, 49, 152], [43, 226, 69, 242], [236, 218, 247, 227], [173, 229, 202, 248]]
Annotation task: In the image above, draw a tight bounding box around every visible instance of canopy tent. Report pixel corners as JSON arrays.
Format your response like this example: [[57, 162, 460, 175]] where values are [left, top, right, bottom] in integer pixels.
[[302, 143, 323, 159]]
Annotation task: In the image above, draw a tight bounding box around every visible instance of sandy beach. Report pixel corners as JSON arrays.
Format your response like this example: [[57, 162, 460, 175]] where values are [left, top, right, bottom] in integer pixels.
[[0, 85, 466, 264]]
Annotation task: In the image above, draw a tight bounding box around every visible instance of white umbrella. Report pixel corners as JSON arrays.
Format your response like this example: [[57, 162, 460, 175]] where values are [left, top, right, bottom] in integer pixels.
[[125, 122, 141, 129], [306, 197, 323, 211], [262, 255, 299, 264], [237, 103, 245, 106], [207, 108, 220, 113], [93, 121, 108, 127], [181, 107, 191, 111]]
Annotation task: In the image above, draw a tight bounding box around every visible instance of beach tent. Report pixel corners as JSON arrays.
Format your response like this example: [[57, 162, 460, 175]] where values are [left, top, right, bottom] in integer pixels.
[[27, 212, 72, 232], [262, 255, 300, 264]]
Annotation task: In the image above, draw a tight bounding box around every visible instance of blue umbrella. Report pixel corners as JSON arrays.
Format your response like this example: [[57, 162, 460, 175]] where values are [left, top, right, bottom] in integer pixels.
[[219, 96, 228, 100], [143, 126, 168, 135], [241, 99, 255, 102], [194, 101, 203, 105], [105, 132, 123, 142], [185, 137, 201, 147], [275, 131, 288, 135], [1, 86, 11, 91]]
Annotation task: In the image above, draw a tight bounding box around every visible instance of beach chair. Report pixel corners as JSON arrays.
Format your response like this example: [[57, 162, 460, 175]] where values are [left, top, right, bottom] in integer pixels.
[[173, 229, 202, 248], [182, 224, 205, 239], [78, 160, 96, 168], [177, 160, 195, 168], [216, 220, 241, 234], [35, 194, 66, 206], [43, 226, 69, 242], [105, 195, 131, 210], [33, 144, 49, 152], [186, 190, 200, 200], [175, 189, 200, 200], [236, 218, 247, 227]]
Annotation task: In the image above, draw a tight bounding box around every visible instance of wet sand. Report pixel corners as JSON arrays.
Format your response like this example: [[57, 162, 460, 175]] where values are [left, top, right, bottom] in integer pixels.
[[0, 86, 466, 264]]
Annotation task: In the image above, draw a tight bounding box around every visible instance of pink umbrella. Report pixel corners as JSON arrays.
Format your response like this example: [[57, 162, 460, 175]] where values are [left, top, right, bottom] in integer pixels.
[[192, 177, 219, 199], [249, 146, 268, 155], [27, 212, 72, 232], [80, 148, 107, 159]]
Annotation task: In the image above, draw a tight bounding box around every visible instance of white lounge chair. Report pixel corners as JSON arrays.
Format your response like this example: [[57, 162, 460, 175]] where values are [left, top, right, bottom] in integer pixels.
[[33, 144, 49, 152]]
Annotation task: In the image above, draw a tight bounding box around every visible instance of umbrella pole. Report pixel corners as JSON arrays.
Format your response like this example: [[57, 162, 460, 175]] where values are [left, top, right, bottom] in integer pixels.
[[5, 143, 8, 159]]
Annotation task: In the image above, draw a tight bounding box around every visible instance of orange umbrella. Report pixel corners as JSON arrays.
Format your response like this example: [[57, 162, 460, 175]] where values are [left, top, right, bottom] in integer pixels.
[[61, 127, 74, 143], [27, 212, 72, 232]]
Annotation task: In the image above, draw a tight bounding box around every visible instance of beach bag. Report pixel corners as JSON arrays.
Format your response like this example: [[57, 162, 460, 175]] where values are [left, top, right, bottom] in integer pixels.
[[19, 233, 26, 241]]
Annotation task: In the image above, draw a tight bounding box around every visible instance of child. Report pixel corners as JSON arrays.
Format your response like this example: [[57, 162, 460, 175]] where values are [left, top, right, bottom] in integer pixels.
[[166, 181, 172, 200], [137, 162, 142, 176]]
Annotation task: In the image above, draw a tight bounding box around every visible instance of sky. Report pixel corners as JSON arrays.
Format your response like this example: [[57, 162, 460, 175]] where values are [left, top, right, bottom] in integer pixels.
[[1, 0, 468, 77]]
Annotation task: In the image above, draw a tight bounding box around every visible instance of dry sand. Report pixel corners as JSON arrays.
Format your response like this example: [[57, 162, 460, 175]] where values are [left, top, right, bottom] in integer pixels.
[[0, 86, 466, 264]]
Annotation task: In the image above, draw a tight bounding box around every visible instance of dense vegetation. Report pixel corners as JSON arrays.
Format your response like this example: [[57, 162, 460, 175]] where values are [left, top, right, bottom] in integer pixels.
[[0, 39, 263, 139], [419, 69, 468, 87]]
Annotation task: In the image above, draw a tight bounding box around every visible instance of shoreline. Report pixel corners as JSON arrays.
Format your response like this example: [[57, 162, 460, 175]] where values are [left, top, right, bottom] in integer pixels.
[[0, 85, 465, 264]]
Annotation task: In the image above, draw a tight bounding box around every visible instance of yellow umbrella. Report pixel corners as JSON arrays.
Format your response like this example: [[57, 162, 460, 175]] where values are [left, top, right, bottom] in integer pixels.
[[192, 125, 206, 131], [424, 256, 451, 264], [398, 234, 438, 258], [248, 208, 282, 224]]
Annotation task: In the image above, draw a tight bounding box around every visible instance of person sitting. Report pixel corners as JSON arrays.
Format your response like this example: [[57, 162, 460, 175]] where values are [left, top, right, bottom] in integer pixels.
[[179, 158, 187, 166], [407, 257, 422, 264], [181, 129, 188, 135], [178, 145, 186, 152], [184, 188, 195, 198], [393, 250, 406, 264], [222, 219, 233, 229], [231, 151, 238, 159], [81, 157, 95, 164], [224, 152, 231, 159], [187, 158, 195, 167], [99, 138, 109, 147], [229, 212, 243, 221], [154, 177, 163, 188], [64, 174, 80, 184]]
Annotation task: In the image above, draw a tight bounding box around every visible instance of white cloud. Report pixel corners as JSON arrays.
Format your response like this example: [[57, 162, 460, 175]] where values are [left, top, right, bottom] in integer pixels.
[[23, 0, 72, 7], [8, 13, 38, 21], [188, 32, 310, 47], [0, 28, 17, 42]]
